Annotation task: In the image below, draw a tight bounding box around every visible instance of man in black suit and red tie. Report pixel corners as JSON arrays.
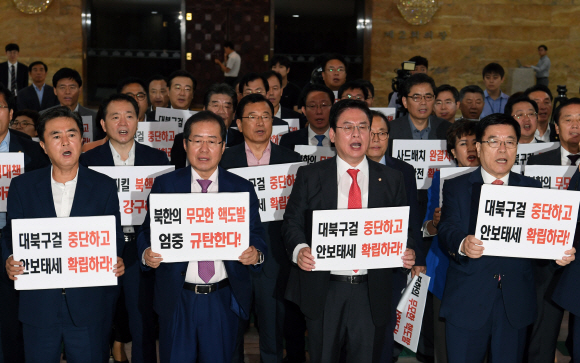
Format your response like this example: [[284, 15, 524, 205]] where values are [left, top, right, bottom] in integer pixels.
[[0, 44, 28, 98], [282, 99, 416, 362]]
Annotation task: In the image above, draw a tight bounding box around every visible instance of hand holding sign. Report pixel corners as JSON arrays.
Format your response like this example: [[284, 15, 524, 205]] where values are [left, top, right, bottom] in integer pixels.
[[297, 247, 315, 271], [114, 257, 125, 277], [144, 247, 163, 268], [402, 248, 415, 269], [6, 255, 24, 280], [556, 247, 576, 266], [461, 235, 484, 259], [238, 245, 260, 265]]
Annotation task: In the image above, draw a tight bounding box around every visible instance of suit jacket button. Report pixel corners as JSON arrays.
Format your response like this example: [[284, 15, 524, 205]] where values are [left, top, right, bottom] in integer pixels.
[[493, 274, 498, 279]]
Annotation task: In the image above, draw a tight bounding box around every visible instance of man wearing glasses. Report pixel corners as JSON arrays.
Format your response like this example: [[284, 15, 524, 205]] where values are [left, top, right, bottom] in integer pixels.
[[167, 70, 196, 111], [338, 80, 369, 103], [279, 84, 336, 151], [321, 54, 347, 98], [117, 77, 149, 121], [504, 95, 540, 144]]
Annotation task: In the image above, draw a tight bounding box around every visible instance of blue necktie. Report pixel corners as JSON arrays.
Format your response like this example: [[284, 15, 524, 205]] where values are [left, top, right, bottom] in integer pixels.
[[314, 135, 325, 146]]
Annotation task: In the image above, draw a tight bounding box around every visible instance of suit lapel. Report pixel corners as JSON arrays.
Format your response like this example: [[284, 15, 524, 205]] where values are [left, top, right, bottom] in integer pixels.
[[36, 167, 57, 218], [70, 166, 93, 217], [218, 166, 234, 192], [300, 128, 309, 145], [319, 158, 338, 209], [368, 161, 387, 208], [173, 167, 192, 193], [98, 141, 115, 166], [134, 141, 148, 166], [8, 131, 32, 170], [467, 167, 484, 235], [428, 117, 438, 139]]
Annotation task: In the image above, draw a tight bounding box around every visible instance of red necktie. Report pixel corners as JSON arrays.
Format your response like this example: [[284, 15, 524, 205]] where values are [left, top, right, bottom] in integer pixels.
[[347, 169, 361, 273], [492, 179, 504, 185]]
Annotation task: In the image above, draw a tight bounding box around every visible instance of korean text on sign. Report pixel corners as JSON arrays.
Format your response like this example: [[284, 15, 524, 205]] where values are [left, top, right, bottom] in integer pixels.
[[136, 121, 180, 161], [475, 184, 580, 260], [394, 273, 430, 352], [293, 145, 337, 165], [515, 142, 559, 166], [392, 140, 454, 190], [311, 206, 409, 271], [12, 215, 117, 290], [523, 165, 576, 190], [0, 153, 24, 212], [149, 192, 250, 262]]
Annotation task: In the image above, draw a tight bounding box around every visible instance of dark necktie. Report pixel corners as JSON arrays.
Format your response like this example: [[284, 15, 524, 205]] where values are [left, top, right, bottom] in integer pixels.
[[197, 179, 215, 283], [568, 154, 580, 166], [10, 65, 16, 95], [314, 135, 325, 146]]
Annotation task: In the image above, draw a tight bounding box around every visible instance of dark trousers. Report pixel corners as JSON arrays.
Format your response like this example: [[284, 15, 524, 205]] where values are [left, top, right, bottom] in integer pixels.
[[433, 295, 448, 363], [159, 285, 238, 363], [306, 280, 378, 363], [0, 275, 24, 363], [23, 295, 107, 363], [572, 314, 580, 363], [284, 300, 307, 362], [446, 289, 527, 363]]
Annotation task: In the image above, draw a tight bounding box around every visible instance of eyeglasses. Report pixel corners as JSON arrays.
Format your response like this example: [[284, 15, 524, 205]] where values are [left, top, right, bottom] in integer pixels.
[[241, 115, 272, 122], [435, 100, 456, 106], [371, 131, 388, 140], [305, 103, 331, 110], [173, 85, 193, 93], [243, 89, 264, 96], [10, 120, 34, 128], [342, 94, 365, 101], [57, 85, 79, 92], [481, 139, 517, 149], [325, 68, 345, 73], [0, 105, 8, 109], [408, 94, 434, 102], [187, 138, 223, 148], [125, 92, 147, 101], [336, 124, 370, 135], [512, 112, 538, 120]]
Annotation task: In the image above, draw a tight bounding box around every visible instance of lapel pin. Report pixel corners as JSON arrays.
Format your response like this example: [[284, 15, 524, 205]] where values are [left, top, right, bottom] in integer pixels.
[[378, 178, 382, 181]]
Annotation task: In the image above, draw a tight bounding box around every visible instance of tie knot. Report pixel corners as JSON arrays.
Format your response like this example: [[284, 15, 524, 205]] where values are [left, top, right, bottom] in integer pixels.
[[492, 179, 504, 185], [197, 179, 212, 193], [568, 154, 580, 165], [347, 169, 359, 180], [314, 135, 325, 146]]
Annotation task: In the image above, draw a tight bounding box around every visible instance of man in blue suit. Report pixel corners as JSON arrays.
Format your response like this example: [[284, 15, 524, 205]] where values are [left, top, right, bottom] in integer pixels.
[[80, 94, 169, 363], [3, 106, 125, 363], [137, 110, 267, 363], [438, 113, 575, 363]]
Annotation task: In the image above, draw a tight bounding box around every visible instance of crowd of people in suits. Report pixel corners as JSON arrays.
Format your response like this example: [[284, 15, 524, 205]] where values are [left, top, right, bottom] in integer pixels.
[[0, 40, 579, 363]]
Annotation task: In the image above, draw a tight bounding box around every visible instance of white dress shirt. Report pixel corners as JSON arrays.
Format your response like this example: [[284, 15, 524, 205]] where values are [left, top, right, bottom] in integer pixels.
[[184, 167, 228, 284], [293, 155, 369, 275], [307, 126, 331, 147], [534, 125, 551, 142], [275, 106, 282, 119], [51, 167, 79, 218], [110, 141, 136, 233], [560, 146, 580, 166]]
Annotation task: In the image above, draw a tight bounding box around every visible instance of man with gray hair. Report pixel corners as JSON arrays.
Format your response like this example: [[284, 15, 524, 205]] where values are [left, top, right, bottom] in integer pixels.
[[459, 85, 485, 121]]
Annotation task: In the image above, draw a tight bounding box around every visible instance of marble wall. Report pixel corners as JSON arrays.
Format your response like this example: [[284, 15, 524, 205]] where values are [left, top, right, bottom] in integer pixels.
[[368, 0, 580, 106]]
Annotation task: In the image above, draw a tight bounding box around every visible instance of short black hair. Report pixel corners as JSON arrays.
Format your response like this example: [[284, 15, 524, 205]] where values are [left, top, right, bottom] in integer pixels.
[[504, 95, 538, 118], [37, 106, 83, 143], [370, 110, 390, 134], [323, 53, 348, 72], [435, 84, 460, 102], [459, 85, 484, 102], [5, 44, 19, 52], [524, 84, 553, 101], [12, 109, 40, 128], [203, 83, 238, 111], [552, 98, 580, 126], [338, 80, 369, 100], [270, 55, 291, 69], [116, 77, 147, 94], [29, 61, 47, 73], [52, 68, 82, 88], [0, 84, 16, 111], [238, 73, 269, 94], [99, 94, 139, 121], [183, 110, 226, 142], [262, 70, 283, 88], [235, 94, 275, 120], [446, 120, 477, 156], [168, 70, 197, 90], [409, 56, 428, 69], [298, 83, 335, 108], [224, 41, 234, 49], [475, 113, 521, 143], [401, 73, 436, 98], [356, 79, 374, 98], [147, 74, 167, 88], [329, 99, 372, 131], [482, 63, 505, 79], [538, 45, 548, 51]]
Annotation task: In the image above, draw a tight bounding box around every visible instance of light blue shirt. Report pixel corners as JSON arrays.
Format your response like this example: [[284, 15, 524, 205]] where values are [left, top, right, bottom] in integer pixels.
[[408, 115, 431, 140], [481, 90, 509, 118], [379, 155, 386, 165], [0, 131, 11, 229], [33, 83, 45, 105]]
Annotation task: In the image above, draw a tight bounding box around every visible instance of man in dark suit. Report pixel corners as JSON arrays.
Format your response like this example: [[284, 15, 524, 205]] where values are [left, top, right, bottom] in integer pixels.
[[264, 70, 301, 121], [338, 80, 368, 103], [438, 113, 575, 363], [525, 98, 580, 363], [80, 94, 169, 363], [279, 83, 335, 151], [282, 99, 416, 363], [525, 85, 559, 142], [3, 106, 125, 363], [504, 94, 542, 144], [0, 84, 50, 363], [16, 61, 59, 112], [220, 94, 302, 363], [0, 44, 28, 97], [137, 111, 266, 363]]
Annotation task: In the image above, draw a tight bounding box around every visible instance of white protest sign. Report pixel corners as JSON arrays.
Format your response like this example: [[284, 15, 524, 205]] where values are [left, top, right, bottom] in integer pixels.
[[392, 140, 454, 189], [516, 142, 559, 166], [294, 145, 336, 165], [270, 125, 290, 145], [154, 107, 197, 132], [394, 273, 430, 352], [476, 184, 580, 259], [283, 118, 300, 132], [370, 107, 397, 121], [0, 153, 24, 212], [150, 193, 250, 262], [311, 207, 409, 270], [12, 216, 117, 290], [81, 116, 94, 144], [135, 121, 179, 160], [89, 166, 175, 226], [524, 165, 577, 190], [228, 162, 305, 222]]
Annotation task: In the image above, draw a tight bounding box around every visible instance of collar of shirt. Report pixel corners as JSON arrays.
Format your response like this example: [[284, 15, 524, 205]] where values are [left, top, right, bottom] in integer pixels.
[[307, 126, 330, 145], [560, 146, 580, 166], [530, 138, 538, 144], [245, 141, 272, 166], [109, 140, 136, 166], [33, 83, 45, 92], [408, 115, 431, 140], [0, 131, 11, 153], [190, 166, 219, 193], [8, 61, 17, 67], [481, 167, 509, 185], [50, 165, 79, 218], [73, 104, 80, 112], [483, 89, 509, 101], [275, 106, 282, 119], [534, 124, 551, 141], [336, 155, 369, 198], [379, 155, 386, 165]]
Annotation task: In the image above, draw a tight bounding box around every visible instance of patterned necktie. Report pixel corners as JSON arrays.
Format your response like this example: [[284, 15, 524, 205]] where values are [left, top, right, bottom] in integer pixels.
[[10, 65, 16, 95], [347, 169, 361, 273], [314, 135, 325, 146], [492, 179, 504, 185], [197, 179, 215, 283], [568, 154, 580, 166]]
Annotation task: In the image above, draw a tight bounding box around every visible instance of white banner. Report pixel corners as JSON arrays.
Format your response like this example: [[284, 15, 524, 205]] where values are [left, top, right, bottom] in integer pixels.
[[524, 165, 577, 190], [270, 125, 290, 145], [154, 107, 197, 132], [392, 140, 454, 189], [370, 107, 397, 122], [12, 216, 118, 290], [149, 193, 250, 262], [135, 121, 179, 160], [475, 184, 580, 259], [293, 145, 336, 165], [516, 142, 559, 166], [0, 153, 24, 212], [394, 273, 430, 353], [89, 166, 175, 226], [311, 207, 409, 271], [228, 162, 305, 222], [283, 118, 300, 132], [81, 116, 94, 144]]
